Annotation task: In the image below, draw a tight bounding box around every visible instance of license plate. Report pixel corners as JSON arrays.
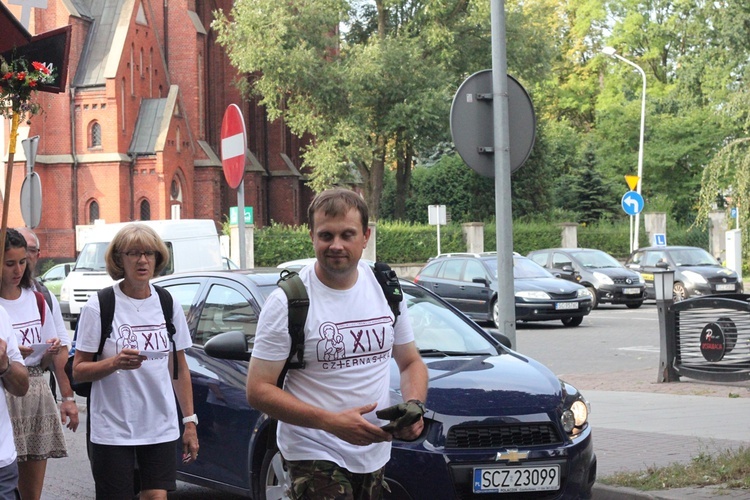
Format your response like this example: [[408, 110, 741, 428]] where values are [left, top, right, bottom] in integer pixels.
[[716, 284, 735, 291], [623, 287, 640, 295], [555, 302, 578, 310], [473, 465, 560, 493]]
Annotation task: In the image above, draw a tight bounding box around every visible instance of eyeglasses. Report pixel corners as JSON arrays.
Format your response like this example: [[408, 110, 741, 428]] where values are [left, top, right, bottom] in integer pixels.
[[27, 247, 39, 255], [122, 250, 156, 260]]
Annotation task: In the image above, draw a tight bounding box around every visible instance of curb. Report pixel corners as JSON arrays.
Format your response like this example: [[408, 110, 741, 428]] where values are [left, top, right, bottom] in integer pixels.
[[594, 483, 659, 499]]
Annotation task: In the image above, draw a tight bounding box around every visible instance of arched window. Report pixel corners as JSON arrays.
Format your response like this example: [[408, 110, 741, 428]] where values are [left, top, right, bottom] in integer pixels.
[[89, 200, 99, 224], [90, 122, 102, 148], [139, 48, 144, 77], [140, 199, 151, 220], [176, 126, 181, 152]]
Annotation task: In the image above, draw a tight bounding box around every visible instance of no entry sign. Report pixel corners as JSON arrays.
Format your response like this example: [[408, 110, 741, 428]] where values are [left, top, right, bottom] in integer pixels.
[[221, 104, 247, 189]]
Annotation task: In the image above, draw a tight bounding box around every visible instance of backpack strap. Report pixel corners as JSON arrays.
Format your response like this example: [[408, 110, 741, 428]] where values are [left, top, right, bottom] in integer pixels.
[[373, 262, 403, 326], [97, 287, 116, 356], [154, 285, 178, 380], [276, 269, 309, 387], [33, 291, 46, 325]]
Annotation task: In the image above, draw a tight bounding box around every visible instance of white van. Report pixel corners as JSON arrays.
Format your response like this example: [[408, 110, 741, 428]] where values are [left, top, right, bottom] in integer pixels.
[[59, 219, 223, 329]]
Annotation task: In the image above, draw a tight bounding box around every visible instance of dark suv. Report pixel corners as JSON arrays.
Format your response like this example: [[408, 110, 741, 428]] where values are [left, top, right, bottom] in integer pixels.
[[527, 248, 645, 309], [414, 252, 593, 327], [625, 245, 743, 301]]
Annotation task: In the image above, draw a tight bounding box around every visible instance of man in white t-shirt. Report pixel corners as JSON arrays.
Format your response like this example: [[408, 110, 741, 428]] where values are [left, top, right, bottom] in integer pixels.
[[0, 306, 30, 499], [247, 188, 428, 499], [16, 227, 79, 432]]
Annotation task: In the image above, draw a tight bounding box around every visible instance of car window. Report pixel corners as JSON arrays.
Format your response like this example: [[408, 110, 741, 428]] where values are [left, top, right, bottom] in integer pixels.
[[44, 265, 65, 281], [513, 257, 554, 278], [463, 260, 486, 282], [569, 250, 621, 269], [643, 251, 666, 266], [418, 261, 441, 278], [629, 251, 644, 265], [196, 284, 258, 347], [439, 259, 464, 281], [160, 282, 201, 316], [552, 253, 573, 269], [669, 248, 716, 266], [528, 253, 547, 267]]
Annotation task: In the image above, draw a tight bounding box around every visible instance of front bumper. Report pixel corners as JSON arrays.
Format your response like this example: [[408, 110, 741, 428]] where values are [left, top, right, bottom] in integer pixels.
[[386, 423, 596, 499], [515, 300, 593, 321], [597, 284, 645, 304]]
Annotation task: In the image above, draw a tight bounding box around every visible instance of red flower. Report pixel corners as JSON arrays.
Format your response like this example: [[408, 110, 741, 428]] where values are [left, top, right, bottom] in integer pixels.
[[29, 80, 37, 87], [3, 72, 12, 80], [31, 61, 50, 74], [16, 72, 26, 81]]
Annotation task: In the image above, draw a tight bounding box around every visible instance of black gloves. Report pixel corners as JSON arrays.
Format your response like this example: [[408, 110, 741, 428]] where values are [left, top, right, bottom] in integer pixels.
[[376, 399, 426, 433]]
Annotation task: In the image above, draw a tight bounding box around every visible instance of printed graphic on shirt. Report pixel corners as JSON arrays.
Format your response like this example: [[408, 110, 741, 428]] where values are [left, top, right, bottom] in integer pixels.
[[316, 316, 393, 369], [14, 319, 42, 345], [116, 323, 170, 358]]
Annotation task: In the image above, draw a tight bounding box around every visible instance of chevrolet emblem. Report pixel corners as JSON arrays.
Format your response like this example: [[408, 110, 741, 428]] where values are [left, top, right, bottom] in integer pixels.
[[495, 449, 529, 463]]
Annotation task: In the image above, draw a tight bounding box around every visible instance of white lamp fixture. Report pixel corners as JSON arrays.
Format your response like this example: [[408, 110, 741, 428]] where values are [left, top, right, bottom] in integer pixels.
[[602, 46, 647, 254], [653, 270, 675, 302]]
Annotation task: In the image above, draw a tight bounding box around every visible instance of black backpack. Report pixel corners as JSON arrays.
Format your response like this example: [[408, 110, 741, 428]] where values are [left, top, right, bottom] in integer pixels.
[[64, 285, 177, 398]]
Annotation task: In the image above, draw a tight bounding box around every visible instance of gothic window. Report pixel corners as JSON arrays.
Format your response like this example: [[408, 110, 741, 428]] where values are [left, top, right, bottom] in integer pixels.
[[90, 122, 101, 148], [89, 200, 99, 224], [140, 199, 151, 221]]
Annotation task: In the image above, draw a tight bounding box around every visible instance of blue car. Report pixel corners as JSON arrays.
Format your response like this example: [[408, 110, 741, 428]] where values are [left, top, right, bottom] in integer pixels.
[[153, 269, 596, 499]]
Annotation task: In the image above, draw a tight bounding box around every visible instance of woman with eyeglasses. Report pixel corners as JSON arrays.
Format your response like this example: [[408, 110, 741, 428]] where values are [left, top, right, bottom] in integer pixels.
[[0, 229, 70, 500], [72, 224, 198, 499]]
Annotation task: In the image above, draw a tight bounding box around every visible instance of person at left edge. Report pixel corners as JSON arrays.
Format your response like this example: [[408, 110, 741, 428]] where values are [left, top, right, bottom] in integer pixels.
[[0, 229, 70, 500], [72, 223, 198, 500], [0, 305, 29, 500], [16, 226, 79, 432]]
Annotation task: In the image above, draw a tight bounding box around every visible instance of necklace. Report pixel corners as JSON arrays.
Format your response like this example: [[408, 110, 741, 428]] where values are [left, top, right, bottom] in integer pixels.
[[121, 287, 151, 312]]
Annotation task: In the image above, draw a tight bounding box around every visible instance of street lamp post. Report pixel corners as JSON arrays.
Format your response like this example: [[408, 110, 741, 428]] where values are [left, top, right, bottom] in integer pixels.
[[603, 46, 646, 253]]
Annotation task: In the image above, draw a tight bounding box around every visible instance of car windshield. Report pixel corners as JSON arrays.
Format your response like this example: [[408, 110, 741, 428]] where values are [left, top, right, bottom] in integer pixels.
[[402, 283, 496, 355], [568, 250, 621, 269], [669, 248, 717, 266], [74, 242, 108, 271], [510, 257, 554, 279]]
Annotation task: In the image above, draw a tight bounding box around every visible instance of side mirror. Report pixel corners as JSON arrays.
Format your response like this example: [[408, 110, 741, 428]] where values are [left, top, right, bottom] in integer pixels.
[[472, 277, 490, 287], [204, 330, 251, 361], [656, 261, 669, 269], [64, 264, 71, 277], [487, 330, 512, 350], [561, 265, 574, 273]]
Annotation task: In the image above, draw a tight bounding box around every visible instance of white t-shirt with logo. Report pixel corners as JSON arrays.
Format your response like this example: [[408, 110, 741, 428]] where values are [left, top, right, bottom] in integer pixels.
[[76, 283, 192, 446], [252, 260, 415, 473], [0, 288, 58, 366], [0, 306, 24, 467]]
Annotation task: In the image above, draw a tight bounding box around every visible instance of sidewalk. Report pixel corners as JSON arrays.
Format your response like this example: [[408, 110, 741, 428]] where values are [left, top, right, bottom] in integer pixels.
[[589, 390, 750, 499]]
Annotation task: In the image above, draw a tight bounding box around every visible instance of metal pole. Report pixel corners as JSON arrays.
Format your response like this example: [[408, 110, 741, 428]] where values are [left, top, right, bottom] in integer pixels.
[[491, 0, 516, 349], [611, 52, 646, 252], [238, 184, 246, 268]]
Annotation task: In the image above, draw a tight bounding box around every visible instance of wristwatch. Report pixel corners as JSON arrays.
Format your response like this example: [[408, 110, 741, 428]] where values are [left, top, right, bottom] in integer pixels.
[[182, 414, 199, 426]]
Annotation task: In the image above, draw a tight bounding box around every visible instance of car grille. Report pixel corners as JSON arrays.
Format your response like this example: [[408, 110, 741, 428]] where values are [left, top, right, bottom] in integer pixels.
[[707, 277, 739, 284], [546, 292, 577, 300], [447, 424, 563, 449], [613, 277, 638, 285], [72, 289, 98, 302]]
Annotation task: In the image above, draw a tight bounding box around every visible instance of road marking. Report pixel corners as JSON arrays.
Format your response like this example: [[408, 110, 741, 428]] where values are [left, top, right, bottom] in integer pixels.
[[617, 346, 660, 353]]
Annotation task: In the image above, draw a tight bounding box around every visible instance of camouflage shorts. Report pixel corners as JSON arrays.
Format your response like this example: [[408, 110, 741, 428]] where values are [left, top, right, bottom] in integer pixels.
[[284, 459, 388, 500]]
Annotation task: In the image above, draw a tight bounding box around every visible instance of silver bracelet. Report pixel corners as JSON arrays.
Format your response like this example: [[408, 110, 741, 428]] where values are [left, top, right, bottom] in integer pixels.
[[61, 396, 76, 402]]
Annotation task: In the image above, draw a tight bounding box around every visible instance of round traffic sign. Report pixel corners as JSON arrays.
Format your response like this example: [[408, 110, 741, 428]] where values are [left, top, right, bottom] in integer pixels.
[[621, 191, 644, 216], [450, 70, 536, 177], [221, 104, 247, 189], [20, 172, 42, 228]]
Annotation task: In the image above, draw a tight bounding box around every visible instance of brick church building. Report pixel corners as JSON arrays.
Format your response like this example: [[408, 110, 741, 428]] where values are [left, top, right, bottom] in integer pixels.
[[1, 0, 314, 261]]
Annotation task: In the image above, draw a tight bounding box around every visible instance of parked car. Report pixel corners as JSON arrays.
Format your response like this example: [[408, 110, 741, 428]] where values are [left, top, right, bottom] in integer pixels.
[[527, 248, 645, 309], [625, 245, 743, 301], [413, 252, 593, 327], [39, 262, 73, 300], [153, 269, 596, 499]]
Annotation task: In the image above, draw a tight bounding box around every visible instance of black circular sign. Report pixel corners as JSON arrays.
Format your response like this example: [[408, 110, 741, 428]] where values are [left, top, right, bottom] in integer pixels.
[[700, 323, 726, 362]]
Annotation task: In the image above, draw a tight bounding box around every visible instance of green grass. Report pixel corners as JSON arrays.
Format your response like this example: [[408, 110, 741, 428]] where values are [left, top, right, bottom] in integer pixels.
[[600, 447, 750, 490]]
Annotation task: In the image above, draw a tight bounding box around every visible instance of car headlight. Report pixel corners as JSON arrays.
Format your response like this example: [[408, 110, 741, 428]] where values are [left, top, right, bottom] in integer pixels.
[[516, 291, 551, 300], [560, 382, 589, 437], [636, 274, 645, 284], [60, 283, 70, 302], [576, 288, 592, 298], [682, 270, 707, 285], [593, 272, 613, 285]]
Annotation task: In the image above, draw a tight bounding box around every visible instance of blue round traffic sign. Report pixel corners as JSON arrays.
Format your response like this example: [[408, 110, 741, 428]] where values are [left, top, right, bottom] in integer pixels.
[[621, 191, 644, 216]]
